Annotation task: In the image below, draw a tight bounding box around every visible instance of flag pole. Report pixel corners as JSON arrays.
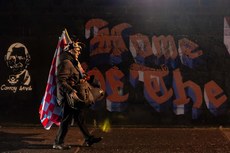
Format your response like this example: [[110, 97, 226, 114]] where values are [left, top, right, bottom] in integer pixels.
[[64, 28, 72, 43]]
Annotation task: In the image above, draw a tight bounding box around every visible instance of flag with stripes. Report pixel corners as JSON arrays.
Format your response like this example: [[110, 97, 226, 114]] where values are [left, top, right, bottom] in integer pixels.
[[39, 30, 71, 130]]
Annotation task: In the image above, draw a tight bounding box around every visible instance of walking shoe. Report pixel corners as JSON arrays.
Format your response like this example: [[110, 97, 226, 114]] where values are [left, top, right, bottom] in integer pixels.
[[53, 143, 71, 150], [85, 136, 103, 147]]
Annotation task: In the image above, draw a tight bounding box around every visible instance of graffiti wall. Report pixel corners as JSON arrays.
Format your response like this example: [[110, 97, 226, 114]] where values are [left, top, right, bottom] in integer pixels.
[[0, 0, 230, 126], [84, 18, 230, 125]]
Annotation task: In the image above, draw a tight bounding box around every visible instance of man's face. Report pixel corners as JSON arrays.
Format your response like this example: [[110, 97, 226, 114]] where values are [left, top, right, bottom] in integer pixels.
[[70, 47, 81, 59]]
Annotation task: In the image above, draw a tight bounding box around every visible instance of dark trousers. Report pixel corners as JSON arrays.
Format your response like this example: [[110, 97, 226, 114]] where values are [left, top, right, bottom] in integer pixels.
[[54, 103, 91, 145]]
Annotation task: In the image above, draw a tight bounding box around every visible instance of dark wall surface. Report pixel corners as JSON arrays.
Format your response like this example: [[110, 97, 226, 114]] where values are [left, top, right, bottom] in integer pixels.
[[0, 0, 230, 127]]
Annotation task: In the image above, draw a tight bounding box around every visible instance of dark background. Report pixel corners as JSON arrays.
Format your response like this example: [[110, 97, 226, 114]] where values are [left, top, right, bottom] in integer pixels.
[[0, 0, 230, 126]]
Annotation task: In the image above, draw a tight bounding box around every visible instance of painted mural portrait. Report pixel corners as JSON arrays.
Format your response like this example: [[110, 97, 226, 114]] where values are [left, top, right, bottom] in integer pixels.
[[4, 43, 31, 86]]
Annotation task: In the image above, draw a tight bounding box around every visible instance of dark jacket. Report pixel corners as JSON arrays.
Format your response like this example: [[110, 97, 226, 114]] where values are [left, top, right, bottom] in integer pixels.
[[56, 51, 82, 106]]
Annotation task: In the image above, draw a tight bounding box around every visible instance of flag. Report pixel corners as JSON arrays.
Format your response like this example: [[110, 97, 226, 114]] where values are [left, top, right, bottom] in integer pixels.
[[39, 29, 72, 130]]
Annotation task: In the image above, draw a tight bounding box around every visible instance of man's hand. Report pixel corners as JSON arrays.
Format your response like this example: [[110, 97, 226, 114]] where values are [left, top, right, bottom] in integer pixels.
[[69, 90, 80, 101], [80, 79, 86, 83], [67, 90, 85, 109]]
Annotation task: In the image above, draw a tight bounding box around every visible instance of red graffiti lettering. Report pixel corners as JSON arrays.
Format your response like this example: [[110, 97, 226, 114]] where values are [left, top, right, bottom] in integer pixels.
[[85, 19, 204, 66], [152, 35, 178, 59], [130, 33, 153, 59], [110, 23, 131, 56], [106, 66, 129, 102], [204, 80, 227, 108], [144, 70, 173, 104], [87, 68, 106, 91], [84, 19, 228, 117], [178, 38, 203, 59], [85, 18, 108, 38], [173, 69, 202, 108], [85, 19, 131, 56]]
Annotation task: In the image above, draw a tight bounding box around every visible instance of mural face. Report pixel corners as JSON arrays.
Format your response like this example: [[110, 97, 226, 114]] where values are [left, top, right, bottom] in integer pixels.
[[84, 18, 228, 119], [1, 43, 32, 93]]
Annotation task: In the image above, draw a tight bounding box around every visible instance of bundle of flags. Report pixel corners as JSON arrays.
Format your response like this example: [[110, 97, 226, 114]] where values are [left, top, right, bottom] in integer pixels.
[[39, 29, 71, 130]]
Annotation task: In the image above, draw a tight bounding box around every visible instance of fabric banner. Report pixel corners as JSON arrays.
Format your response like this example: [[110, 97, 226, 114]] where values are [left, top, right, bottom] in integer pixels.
[[39, 30, 71, 130]]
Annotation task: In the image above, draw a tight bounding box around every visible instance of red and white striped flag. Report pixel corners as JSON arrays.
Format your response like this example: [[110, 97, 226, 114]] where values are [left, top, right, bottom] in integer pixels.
[[39, 29, 71, 130]]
